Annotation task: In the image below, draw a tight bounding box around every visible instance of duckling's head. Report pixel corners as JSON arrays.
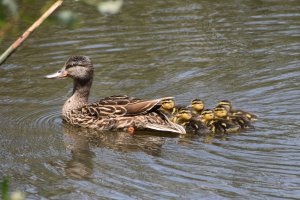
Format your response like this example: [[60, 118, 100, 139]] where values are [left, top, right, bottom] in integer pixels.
[[218, 100, 232, 111], [214, 105, 229, 118], [191, 99, 204, 112], [161, 98, 175, 111], [201, 109, 214, 120], [45, 56, 94, 81], [176, 108, 192, 121]]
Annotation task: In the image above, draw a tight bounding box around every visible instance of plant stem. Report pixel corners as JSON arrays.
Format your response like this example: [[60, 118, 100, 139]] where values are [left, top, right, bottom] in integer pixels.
[[1, 176, 9, 200], [0, 0, 64, 65]]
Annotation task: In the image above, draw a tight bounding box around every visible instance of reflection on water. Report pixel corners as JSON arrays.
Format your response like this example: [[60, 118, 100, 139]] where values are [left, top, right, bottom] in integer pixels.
[[62, 124, 166, 179], [62, 124, 231, 180], [62, 122, 234, 177], [64, 125, 166, 155], [63, 127, 95, 179], [1, 0, 300, 199]]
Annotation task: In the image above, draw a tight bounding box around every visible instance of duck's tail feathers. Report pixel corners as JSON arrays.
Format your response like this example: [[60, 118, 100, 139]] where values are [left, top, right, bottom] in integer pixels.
[[144, 122, 186, 134]]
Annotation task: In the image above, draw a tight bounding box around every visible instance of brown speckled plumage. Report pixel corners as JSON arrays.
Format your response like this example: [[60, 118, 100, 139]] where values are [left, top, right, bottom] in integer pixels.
[[45, 56, 185, 134]]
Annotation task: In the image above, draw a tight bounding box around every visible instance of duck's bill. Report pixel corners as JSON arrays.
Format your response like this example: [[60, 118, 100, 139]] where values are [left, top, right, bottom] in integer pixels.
[[44, 70, 68, 79]]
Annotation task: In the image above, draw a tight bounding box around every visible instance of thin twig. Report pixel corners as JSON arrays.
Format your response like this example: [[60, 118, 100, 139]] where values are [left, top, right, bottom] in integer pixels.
[[0, 0, 64, 65]]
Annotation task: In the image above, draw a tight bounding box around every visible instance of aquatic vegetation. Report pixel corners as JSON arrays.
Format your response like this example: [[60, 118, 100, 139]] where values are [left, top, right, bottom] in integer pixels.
[[1, 176, 9, 200], [1, 176, 25, 200]]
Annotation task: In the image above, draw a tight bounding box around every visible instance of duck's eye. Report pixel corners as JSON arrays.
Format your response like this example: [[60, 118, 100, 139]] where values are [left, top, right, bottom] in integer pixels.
[[66, 62, 78, 69], [65, 64, 72, 69]]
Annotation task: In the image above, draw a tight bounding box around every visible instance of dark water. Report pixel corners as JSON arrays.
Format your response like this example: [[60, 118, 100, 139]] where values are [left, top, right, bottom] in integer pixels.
[[1, 0, 300, 199]]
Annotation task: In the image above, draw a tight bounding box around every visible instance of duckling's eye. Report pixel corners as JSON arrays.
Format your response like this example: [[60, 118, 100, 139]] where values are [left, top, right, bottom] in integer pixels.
[[179, 111, 190, 114]]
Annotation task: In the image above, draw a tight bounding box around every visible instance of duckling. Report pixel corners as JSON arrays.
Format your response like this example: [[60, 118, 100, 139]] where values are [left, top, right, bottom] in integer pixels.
[[159, 98, 179, 120], [214, 105, 253, 130], [174, 108, 211, 135], [201, 109, 236, 134], [213, 106, 243, 133], [218, 100, 258, 122], [189, 99, 205, 120], [213, 105, 231, 121]]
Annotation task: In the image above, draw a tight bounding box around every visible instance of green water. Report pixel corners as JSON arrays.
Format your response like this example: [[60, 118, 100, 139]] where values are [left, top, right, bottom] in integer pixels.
[[1, 0, 300, 199]]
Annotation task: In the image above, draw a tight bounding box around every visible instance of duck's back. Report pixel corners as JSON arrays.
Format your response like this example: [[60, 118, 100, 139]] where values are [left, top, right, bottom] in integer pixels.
[[63, 95, 185, 134]]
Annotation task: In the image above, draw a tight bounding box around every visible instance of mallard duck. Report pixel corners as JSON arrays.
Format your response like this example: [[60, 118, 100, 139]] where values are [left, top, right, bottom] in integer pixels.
[[45, 55, 186, 134], [218, 100, 258, 122], [188, 99, 205, 120], [200, 109, 237, 134], [173, 108, 211, 135], [214, 105, 253, 130]]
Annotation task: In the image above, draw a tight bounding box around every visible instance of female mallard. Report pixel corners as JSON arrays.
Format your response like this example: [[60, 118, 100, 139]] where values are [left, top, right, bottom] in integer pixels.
[[45, 56, 185, 134]]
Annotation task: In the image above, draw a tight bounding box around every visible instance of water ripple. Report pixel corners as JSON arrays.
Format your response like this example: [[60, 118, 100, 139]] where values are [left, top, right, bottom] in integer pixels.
[[1, 0, 300, 199], [8, 106, 63, 133]]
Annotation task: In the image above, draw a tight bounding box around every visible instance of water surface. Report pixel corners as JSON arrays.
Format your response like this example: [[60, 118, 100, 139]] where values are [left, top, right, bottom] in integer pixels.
[[1, 0, 300, 199]]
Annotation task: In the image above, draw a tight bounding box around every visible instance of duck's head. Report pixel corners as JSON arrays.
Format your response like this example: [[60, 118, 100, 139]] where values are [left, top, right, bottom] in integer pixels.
[[201, 109, 214, 120], [176, 108, 192, 121], [217, 100, 232, 111], [190, 99, 204, 112], [161, 98, 175, 111], [214, 105, 229, 118], [45, 55, 94, 81]]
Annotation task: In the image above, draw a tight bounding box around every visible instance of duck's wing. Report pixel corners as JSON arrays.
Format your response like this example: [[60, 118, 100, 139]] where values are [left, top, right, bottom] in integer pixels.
[[97, 95, 143, 105], [68, 96, 186, 134], [79, 96, 174, 118]]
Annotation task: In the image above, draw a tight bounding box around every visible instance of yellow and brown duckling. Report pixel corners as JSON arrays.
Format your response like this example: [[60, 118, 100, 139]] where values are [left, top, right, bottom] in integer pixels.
[[201, 109, 239, 134], [189, 99, 205, 120], [159, 98, 180, 120], [173, 108, 211, 135], [213, 106, 243, 133], [214, 105, 254, 130], [213, 105, 231, 120], [218, 100, 258, 122]]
